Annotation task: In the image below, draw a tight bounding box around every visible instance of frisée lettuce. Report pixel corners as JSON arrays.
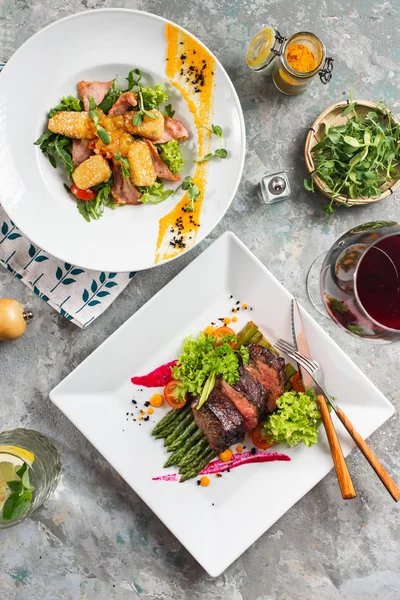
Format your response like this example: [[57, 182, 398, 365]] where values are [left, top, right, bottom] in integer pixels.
[[263, 389, 322, 447]]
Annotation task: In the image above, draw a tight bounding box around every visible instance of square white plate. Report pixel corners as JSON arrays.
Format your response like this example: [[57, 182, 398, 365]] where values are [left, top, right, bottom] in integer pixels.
[[50, 232, 394, 576]]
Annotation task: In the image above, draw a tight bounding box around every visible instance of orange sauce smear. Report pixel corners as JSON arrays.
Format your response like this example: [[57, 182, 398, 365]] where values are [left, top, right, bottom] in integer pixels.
[[155, 23, 216, 263]]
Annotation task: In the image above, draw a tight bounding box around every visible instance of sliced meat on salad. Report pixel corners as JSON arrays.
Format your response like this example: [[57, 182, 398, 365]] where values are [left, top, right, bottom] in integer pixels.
[[111, 163, 142, 205], [144, 139, 180, 182], [153, 116, 190, 144], [78, 80, 114, 111], [108, 91, 138, 116], [72, 139, 93, 167]]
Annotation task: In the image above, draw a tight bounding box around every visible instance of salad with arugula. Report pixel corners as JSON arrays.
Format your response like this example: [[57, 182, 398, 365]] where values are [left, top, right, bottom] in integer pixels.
[[34, 68, 193, 222]]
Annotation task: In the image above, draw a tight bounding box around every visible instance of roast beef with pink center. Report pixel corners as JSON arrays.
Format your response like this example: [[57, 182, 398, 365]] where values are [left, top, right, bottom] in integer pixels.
[[245, 345, 286, 412], [220, 360, 267, 430], [192, 386, 245, 452]]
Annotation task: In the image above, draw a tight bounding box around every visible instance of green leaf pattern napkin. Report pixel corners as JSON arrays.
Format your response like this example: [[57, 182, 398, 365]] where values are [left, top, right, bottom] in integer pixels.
[[0, 207, 135, 328]]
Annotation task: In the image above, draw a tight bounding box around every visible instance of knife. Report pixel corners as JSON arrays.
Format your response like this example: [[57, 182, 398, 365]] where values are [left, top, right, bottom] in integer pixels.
[[291, 299, 357, 500]]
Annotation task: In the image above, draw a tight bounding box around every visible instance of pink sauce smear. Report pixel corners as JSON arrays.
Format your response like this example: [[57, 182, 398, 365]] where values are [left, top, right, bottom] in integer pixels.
[[152, 450, 290, 482], [131, 360, 177, 387]]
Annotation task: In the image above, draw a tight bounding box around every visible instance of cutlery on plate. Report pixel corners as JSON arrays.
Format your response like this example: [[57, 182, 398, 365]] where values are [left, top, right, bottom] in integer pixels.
[[278, 306, 400, 502], [279, 299, 357, 500]]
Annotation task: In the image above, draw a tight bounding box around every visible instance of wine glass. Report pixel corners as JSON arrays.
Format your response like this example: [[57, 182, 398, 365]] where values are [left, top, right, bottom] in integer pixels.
[[307, 221, 400, 341]]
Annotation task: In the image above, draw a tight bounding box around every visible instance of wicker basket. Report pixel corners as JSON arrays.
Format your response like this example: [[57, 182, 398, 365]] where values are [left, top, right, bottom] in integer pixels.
[[304, 100, 400, 206]]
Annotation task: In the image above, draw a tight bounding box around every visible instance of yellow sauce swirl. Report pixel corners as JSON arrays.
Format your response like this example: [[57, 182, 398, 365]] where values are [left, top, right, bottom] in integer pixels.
[[155, 23, 216, 263]]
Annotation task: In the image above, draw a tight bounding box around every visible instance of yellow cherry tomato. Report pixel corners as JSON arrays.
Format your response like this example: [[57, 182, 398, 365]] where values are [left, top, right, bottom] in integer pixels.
[[150, 394, 164, 408], [219, 449, 233, 462]]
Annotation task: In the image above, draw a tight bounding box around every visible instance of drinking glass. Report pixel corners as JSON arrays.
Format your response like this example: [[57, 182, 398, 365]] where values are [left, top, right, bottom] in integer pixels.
[[0, 429, 61, 528], [307, 221, 400, 341]]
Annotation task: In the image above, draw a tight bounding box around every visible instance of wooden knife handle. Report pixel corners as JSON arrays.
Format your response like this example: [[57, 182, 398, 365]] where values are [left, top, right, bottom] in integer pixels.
[[335, 407, 400, 502], [317, 395, 357, 500]]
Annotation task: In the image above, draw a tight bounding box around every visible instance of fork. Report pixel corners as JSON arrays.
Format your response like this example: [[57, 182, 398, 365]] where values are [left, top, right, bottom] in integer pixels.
[[275, 339, 400, 502]]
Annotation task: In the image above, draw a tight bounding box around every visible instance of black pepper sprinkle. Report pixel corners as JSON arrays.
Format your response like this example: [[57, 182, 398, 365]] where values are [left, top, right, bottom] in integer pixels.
[[126, 412, 129, 416], [132, 400, 137, 404], [179, 41, 184, 44], [218, 317, 225, 322], [212, 503, 214, 506], [139, 423, 141, 426], [144, 401, 150, 407], [180, 53, 187, 60], [144, 416, 150, 422], [170, 235, 186, 249], [236, 301, 240, 305], [227, 468, 231, 473], [250, 447, 257, 455], [230, 295, 233, 298], [197, 480, 201, 485]]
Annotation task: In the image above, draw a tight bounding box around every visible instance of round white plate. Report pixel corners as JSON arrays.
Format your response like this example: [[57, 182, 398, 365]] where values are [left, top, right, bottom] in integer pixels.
[[0, 9, 245, 272]]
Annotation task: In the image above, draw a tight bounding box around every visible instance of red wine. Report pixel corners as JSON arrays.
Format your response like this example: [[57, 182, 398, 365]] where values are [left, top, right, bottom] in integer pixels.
[[356, 235, 400, 330]]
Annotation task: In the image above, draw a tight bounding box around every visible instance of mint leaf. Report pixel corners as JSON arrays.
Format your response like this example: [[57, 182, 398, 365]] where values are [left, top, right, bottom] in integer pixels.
[[2, 464, 35, 522], [2, 490, 33, 521]]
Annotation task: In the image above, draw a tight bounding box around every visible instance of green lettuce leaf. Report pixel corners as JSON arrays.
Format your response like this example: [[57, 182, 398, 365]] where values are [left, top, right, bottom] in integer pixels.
[[49, 95, 83, 117], [263, 389, 321, 447], [141, 83, 168, 110], [172, 332, 249, 402], [138, 182, 174, 204], [159, 140, 184, 174]]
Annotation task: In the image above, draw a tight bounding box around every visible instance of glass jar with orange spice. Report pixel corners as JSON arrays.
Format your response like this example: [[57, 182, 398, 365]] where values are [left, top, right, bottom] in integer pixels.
[[246, 27, 333, 95]]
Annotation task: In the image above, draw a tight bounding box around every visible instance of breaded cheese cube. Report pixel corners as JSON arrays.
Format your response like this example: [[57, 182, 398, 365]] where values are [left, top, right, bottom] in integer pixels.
[[123, 109, 164, 140], [128, 141, 157, 187], [72, 155, 112, 190], [48, 112, 96, 139]]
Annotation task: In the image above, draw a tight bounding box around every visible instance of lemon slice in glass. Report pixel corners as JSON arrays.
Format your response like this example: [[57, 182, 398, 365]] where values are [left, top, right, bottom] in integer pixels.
[[0, 454, 26, 512], [0, 446, 35, 465]]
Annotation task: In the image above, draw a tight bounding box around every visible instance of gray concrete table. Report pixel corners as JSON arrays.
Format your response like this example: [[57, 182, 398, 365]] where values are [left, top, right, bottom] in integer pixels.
[[1, 1, 399, 599]]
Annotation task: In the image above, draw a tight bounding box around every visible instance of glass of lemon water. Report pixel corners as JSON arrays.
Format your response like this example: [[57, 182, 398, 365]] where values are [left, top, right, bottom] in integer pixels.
[[0, 429, 61, 528]]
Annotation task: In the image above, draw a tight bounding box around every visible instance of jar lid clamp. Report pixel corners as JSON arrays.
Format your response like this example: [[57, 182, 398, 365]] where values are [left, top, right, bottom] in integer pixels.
[[319, 57, 334, 84]]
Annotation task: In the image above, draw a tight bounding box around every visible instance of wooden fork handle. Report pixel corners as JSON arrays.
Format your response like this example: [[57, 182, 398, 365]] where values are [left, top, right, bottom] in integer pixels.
[[335, 407, 400, 502], [317, 395, 357, 500]]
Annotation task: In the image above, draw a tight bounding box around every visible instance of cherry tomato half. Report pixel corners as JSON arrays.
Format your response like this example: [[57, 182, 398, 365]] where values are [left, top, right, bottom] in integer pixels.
[[250, 423, 274, 450], [292, 371, 306, 393], [164, 380, 187, 409], [70, 184, 97, 201], [212, 326, 237, 348]]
